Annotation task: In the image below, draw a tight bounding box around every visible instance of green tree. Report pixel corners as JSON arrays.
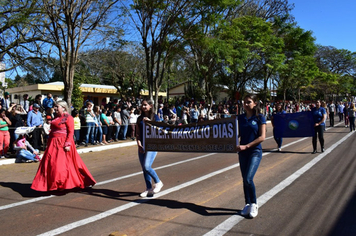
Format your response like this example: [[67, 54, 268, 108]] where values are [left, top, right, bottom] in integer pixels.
[[277, 23, 318, 103], [314, 46, 356, 98], [34, 0, 120, 106], [0, 0, 43, 72]]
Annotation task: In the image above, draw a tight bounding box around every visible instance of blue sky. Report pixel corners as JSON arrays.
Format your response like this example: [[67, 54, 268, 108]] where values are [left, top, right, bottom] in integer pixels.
[[289, 0, 356, 52]]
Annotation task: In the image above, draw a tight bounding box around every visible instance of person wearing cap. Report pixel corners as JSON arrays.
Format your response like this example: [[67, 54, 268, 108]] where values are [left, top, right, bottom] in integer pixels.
[[27, 103, 44, 150], [1, 92, 11, 110]]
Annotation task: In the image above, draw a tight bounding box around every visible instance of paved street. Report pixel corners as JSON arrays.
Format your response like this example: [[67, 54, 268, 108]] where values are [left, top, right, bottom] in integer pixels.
[[0, 122, 355, 236]]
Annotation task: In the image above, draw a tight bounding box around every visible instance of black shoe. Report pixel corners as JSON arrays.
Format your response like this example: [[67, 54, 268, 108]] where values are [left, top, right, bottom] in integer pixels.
[[84, 144, 88, 147], [312, 150, 317, 154], [321, 148, 325, 152]]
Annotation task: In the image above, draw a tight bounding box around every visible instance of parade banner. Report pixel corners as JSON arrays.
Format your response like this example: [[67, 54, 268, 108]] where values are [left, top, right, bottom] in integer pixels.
[[144, 116, 238, 153], [273, 111, 314, 138]]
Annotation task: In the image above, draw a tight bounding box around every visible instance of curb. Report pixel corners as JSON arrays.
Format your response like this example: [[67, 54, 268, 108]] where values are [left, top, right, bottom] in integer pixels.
[[0, 141, 136, 166]]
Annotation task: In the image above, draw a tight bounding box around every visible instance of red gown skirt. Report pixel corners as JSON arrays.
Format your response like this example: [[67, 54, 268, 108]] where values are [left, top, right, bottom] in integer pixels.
[[31, 133, 96, 191]]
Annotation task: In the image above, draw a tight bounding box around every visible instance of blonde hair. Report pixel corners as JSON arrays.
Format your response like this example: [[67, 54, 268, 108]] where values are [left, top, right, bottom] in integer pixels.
[[56, 100, 69, 112]]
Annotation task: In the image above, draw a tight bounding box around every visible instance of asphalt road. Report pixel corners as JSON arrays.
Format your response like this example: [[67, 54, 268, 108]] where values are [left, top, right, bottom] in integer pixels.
[[0, 122, 355, 236]]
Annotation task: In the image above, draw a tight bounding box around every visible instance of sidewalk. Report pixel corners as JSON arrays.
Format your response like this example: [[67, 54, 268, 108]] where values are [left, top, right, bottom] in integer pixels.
[[0, 140, 137, 166]]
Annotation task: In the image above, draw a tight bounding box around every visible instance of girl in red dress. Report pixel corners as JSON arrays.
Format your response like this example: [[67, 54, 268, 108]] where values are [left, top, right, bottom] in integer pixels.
[[31, 101, 96, 192]]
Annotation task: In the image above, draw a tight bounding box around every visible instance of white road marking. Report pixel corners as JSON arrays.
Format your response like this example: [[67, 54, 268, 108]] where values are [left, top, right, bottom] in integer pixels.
[[203, 129, 353, 236], [37, 164, 240, 236], [0, 153, 216, 211]]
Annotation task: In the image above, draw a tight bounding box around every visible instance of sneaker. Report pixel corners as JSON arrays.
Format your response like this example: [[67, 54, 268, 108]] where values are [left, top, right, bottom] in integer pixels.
[[153, 181, 164, 193], [0, 156, 5, 159], [81, 141, 86, 145], [139, 189, 153, 197], [84, 144, 88, 147], [249, 203, 258, 218], [100, 142, 105, 145], [240, 204, 251, 216], [278, 148, 281, 152]]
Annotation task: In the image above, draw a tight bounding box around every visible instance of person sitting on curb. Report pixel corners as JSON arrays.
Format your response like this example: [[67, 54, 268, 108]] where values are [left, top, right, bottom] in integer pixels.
[[14, 134, 42, 163]]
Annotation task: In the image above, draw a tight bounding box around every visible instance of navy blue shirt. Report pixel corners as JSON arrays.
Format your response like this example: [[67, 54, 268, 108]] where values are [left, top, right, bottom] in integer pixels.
[[238, 113, 266, 151], [312, 107, 326, 125]]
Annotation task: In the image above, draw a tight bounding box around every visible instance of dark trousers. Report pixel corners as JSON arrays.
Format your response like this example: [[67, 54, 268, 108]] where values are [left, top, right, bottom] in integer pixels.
[[329, 112, 334, 127], [312, 125, 324, 151], [31, 127, 42, 150]]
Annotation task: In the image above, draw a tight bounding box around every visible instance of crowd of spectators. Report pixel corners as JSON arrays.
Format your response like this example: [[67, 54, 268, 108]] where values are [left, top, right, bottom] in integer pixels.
[[1, 90, 354, 162]]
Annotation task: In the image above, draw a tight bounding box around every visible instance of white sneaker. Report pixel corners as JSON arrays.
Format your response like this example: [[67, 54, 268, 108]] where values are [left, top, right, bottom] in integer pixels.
[[240, 204, 250, 216], [278, 148, 281, 152], [139, 189, 153, 197], [249, 203, 258, 218], [153, 181, 164, 193]]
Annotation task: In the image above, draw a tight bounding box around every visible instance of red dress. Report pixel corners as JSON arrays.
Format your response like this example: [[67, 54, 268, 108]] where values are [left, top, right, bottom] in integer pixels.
[[31, 113, 96, 191]]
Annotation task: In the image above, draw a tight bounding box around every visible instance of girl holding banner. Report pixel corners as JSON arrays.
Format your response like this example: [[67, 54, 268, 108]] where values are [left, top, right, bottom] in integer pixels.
[[136, 100, 164, 197], [237, 94, 266, 218]]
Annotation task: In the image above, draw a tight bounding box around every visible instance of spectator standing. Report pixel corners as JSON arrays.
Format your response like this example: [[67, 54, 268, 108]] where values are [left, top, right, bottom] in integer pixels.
[[7, 103, 26, 153], [129, 107, 139, 140], [328, 100, 335, 127], [93, 105, 103, 145], [1, 92, 11, 110], [190, 105, 199, 123], [42, 93, 54, 110], [120, 104, 130, 140], [20, 94, 30, 113], [106, 110, 115, 142], [100, 109, 110, 144], [84, 102, 97, 146], [113, 105, 122, 141], [27, 103, 44, 150], [158, 104, 164, 121], [72, 110, 81, 146], [0, 109, 11, 158]]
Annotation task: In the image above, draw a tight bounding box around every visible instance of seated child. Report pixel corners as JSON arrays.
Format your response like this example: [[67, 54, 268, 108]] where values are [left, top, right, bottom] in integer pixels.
[[14, 134, 41, 163]]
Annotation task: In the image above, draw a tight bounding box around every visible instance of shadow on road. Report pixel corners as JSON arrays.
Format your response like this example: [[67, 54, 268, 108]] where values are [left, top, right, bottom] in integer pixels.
[[0, 182, 50, 197], [327, 190, 356, 236]]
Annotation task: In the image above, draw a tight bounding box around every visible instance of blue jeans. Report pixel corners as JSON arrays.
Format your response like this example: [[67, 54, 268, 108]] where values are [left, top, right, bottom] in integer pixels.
[[94, 125, 103, 143], [273, 128, 283, 148], [121, 125, 128, 140], [239, 149, 262, 204], [17, 149, 39, 161], [115, 125, 121, 140], [138, 151, 160, 189], [85, 122, 96, 144], [74, 130, 80, 143]]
